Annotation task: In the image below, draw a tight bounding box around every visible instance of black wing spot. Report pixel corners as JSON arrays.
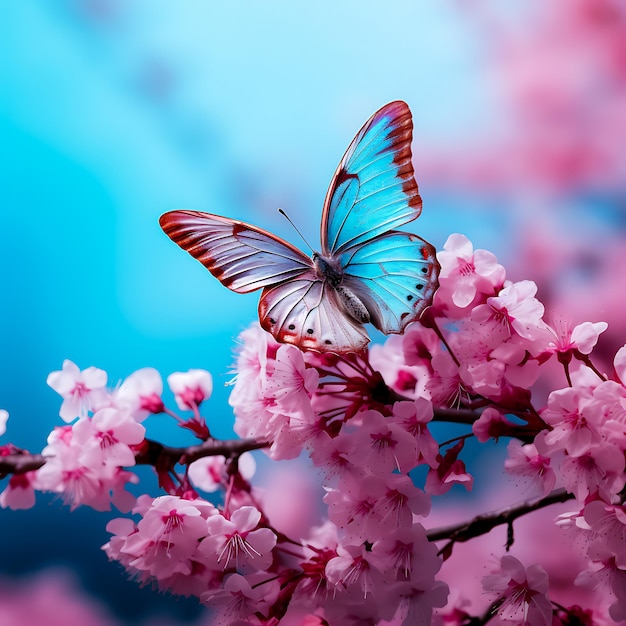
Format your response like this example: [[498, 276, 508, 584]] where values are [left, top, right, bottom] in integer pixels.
[[421, 267, 428, 274], [407, 294, 414, 301], [269, 318, 276, 325], [416, 284, 423, 291], [324, 339, 332, 345], [288, 324, 296, 330], [306, 328, 314, 335]]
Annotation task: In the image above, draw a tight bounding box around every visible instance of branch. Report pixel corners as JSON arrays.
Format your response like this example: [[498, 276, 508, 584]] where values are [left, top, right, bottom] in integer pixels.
[[432, 407, 481, 424], [134, 437, 271, 466], [0, 453, 46, 475], [427, 488, 575, 556], [0, 436, 271, 477]]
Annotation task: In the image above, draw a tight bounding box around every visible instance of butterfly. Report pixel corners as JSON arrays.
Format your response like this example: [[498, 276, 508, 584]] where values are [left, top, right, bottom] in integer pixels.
[[160, 101, 440, 353]]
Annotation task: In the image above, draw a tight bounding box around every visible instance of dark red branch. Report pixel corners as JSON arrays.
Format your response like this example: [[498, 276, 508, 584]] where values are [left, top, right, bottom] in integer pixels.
[[427, 488, 575, 558], [134, 437, 271, 466], [0, 453, 46, 475], [0, 437, 271, 478]]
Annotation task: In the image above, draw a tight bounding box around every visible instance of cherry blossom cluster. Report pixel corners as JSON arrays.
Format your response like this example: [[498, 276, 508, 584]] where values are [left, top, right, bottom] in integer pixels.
[[1, 233, 625, 625]]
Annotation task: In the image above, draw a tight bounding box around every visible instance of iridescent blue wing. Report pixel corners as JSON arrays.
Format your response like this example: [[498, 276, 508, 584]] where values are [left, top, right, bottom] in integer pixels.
[[159, 210, 312, 293], [321, 101, 422, 256], [340, 231, 439, 334]]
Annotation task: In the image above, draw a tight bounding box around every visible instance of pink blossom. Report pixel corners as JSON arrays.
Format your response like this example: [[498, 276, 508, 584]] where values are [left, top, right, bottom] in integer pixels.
[[436, 234, 506, 309], [609, 567, 626, 623], [559, 443, 625, 501], [72, 408, 145, 467], [374, 524, 442, 583], [106, 495, 216, 580], [347, 409, 417, 475], [378, 474, 431, 526], [482, 555, 552, 625], [167, 369, 213, 410], [188, 451, 256, 494], [309, 430, 358, 478], [201, 573, 280, 623], [490, 342, 541, 389], [391, 399, 439, 468], [370, 334, 428, 400], [614, 344, 626, 385], [0, 471, 36, 510], [295, 523, 339, 603], [325, 473, 429, 544], [401, 323, 441, 368], [36, 426, 105, 510], [383, 578, 449, 625], [231, 323, 273, 388], [199, 506, 276, 572], [504, 441, 556, 496], [325, 542, 386, 597], [263, 344, 319, 412], [425, 442, 474, 496], [583, 380, 626, 459], [583, 501, 626, 568], [576, 542, 626, 624], [229, 331, 317, 460], [428, 351, 464, 407], [472, 407, 517, 442], [461, 359, 506, 400], [544, 318, 608, 357], [539, 386, 601, 456], [35, 423, 139, 512], [474, 280, 547, 341], [324, 474, 392, 542], [46, 360, 108, 422], [113, 367, 164, 420], [265, 404, 317, 461]]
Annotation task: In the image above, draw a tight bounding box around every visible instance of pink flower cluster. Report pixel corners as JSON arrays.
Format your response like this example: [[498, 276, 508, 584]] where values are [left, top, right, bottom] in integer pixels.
[[2, 233, 626, 625], [0, 363, 215, 512]]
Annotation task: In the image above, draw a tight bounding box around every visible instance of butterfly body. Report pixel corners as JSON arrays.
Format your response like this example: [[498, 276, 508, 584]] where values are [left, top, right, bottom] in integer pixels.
[[160, 101, 440, 353]]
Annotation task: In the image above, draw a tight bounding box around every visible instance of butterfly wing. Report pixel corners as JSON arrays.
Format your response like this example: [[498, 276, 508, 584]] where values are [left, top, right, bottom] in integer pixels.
[[339, 231, 439, 334], [321, 101, 422, 256], [259, 278, 370, 352], [160, 210, 369, 352], [159, 210, 312, 293]]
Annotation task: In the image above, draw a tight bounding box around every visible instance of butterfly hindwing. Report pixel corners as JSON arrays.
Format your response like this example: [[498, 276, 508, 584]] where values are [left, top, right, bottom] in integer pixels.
[[321, 101, 422, 256], [339, 231, 439, 334], [159, 211, 312, 293], [259, 277, 370, 352]]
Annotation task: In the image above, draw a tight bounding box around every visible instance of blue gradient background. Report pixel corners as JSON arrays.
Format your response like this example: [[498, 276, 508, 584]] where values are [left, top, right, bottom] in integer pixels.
[[0, 2, 611, 624]]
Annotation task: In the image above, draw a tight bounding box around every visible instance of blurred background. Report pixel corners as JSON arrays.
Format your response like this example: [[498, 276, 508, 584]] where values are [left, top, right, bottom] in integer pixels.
[[1, 1, 625, 624]]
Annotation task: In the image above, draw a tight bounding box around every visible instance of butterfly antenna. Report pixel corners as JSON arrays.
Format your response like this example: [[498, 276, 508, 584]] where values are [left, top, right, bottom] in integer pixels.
[[278, 208, 315, 253]]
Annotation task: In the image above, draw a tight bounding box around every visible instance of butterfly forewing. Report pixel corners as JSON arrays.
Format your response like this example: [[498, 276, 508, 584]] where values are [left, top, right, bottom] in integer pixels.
[[259, 278, 370, 352], [321, 101, 422, 256], [340, 231, 439, 334], [159, 211, 312, 293]]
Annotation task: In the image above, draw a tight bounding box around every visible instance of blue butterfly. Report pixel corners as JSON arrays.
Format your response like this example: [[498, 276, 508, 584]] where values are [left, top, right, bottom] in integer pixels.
[[160, 101, 440, 353]]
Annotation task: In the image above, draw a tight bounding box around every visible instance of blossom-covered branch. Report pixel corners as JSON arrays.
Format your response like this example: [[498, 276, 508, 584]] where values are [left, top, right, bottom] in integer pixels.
[[0, 437, 270, 479], [1, 234, 625, 625]]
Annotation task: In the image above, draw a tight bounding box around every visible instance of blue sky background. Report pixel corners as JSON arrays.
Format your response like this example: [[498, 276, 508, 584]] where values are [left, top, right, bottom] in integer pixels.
[[1, 2, 619, 623]]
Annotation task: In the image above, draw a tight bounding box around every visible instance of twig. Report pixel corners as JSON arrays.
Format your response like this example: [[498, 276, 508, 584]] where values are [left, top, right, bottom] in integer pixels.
[[427, 488, 574, 556]]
